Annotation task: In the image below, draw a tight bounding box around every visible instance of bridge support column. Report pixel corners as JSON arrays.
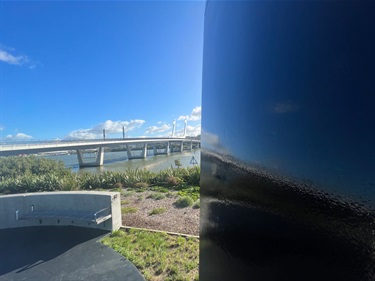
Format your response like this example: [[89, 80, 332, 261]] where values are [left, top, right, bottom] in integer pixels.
[[142, 143, 147, 158], [126, 145, 133, 159], [186, 141, 193, 151], [169, 141, 184, 153], [126, 143, 147, 160], [196, 142, 201, 149], [154, 142, 170, 155], [76, 147, 104, 168], [181, 141, 193, 151]]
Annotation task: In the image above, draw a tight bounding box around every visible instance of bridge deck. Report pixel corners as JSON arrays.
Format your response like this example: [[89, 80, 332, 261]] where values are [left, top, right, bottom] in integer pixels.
[[0, 138, 200, 156]]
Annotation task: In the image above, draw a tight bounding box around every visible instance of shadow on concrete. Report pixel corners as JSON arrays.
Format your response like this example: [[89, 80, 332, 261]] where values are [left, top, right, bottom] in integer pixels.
[[0, 226, 144, 281]]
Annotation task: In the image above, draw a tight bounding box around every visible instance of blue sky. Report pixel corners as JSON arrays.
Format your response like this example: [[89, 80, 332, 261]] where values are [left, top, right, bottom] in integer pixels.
[[0, 1, 204, 141]]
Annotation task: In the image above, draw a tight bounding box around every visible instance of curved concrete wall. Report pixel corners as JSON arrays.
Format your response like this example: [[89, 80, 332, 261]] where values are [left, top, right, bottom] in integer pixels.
[[0, 191, 121, 231]]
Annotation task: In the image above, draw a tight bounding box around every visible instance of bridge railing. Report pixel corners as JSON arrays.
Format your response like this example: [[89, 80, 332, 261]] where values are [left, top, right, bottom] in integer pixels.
[[0, 137, 200, 147]]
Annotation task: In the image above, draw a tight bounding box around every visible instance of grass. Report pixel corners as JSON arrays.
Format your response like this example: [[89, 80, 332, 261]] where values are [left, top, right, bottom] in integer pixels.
[[149, 186, 169, 193], [177, 186, 200, 202], [149, 207, 166, 215], [122, 190, 135, 197], [101, 229, 199, 281], [174, 196, 194, 208], [147, 192, 166, 200], [121, 206, 138, 214], [121, 199, 130, 205]]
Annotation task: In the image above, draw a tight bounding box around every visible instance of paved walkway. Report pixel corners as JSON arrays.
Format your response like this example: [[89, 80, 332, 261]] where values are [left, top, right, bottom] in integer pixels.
[[0, 226, 145, 281]]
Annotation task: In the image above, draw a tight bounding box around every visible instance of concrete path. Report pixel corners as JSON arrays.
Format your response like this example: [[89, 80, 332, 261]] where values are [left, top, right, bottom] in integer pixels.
[[0, 226, 145, 281]]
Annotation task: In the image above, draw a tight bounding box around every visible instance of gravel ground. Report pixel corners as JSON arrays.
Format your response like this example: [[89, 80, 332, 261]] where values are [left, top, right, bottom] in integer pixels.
[[121, 190, 200, 236]]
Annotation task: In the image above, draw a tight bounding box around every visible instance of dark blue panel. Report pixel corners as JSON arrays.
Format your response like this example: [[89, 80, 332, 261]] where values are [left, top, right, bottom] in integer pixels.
[[200, 1, 375, 280]]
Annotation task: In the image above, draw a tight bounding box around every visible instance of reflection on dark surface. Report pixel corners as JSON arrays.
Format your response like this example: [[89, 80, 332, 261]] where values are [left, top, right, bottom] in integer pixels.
[[200, 1, 375, 280]]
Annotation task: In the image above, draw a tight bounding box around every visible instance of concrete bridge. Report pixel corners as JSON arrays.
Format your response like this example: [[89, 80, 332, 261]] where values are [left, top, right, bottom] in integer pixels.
[[0, 138, 200, 167]]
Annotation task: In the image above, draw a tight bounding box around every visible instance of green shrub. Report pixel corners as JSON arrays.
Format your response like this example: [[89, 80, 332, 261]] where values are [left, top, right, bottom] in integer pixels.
[[0, 173, 62, 194], [134, 182, 149, 189], [174, 159, 182, 168], [112, 182, 123, 189], [167, 176, 182, 187], [149, 186, 169, 193], [0, 156, 72, 179], [121, 200, 130, 205], [120, 168, 153, 187], [0, 157, 200, 195], [177, 186, 200, 201], [148, 193, 166, 200], [60, 174, 79, 191], [149, 207, 166, 215], [181, 166, 200, 186], [174, 196, 194, 208], [122, 206, 138, 214], [123, 190, 135, 197]]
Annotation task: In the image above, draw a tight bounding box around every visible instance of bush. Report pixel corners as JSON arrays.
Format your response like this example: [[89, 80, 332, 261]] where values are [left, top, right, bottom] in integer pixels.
[[0, 156, 200, 195], [149, 207, 166, 215], [0, 173, 62, 194], [60, 174, 79, 191], [174, 196, 194, 208], [182, 166, 200, 186], [120, 168, 153, 187], [122, 206, 138, 214], [134, 182, 149, 189], [148, 193, 166, 200], [167, 176, 182, 187], [177, 186, 200, 201], [0, 156, 72, 179]]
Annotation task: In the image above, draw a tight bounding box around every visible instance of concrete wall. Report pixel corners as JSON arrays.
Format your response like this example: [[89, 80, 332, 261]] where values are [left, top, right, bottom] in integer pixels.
[[0, 191, 121, 231]]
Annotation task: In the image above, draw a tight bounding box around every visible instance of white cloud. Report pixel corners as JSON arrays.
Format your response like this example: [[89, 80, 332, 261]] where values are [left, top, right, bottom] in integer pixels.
[[6, 133, 33, 139], [66, 129, 97, 140], [66, 119, 145, 140], [178, 115, 189, 121], [190, 106, 201, 121], [0, 125, 4, 131], [174, 124, 201, 137], [145, 124, 171, 134], [178, 106, 201, 121], [91, 119, 145, 134], [0, 49, 29, 65], [186, 124, 201, 136]]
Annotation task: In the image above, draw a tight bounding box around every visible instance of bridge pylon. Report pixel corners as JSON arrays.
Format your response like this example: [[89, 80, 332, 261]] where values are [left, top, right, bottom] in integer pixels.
[[77, 147, 104, 168]]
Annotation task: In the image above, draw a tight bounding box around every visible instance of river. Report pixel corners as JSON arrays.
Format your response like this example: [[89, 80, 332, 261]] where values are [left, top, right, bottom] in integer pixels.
[[41, 149, 201, 174]]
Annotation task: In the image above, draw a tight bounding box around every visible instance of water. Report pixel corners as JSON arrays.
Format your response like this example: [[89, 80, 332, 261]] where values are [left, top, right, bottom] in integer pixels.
[[41, 149, 201, 174]]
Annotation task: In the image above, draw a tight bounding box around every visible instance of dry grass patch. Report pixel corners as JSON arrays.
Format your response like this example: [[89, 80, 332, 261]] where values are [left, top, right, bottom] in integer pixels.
[[149, 207, 166, 216], [122, 206, 138, 214]]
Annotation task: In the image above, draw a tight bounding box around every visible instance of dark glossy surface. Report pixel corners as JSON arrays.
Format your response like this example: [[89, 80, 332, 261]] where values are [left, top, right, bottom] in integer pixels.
[[200, 1, 375, 280]]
